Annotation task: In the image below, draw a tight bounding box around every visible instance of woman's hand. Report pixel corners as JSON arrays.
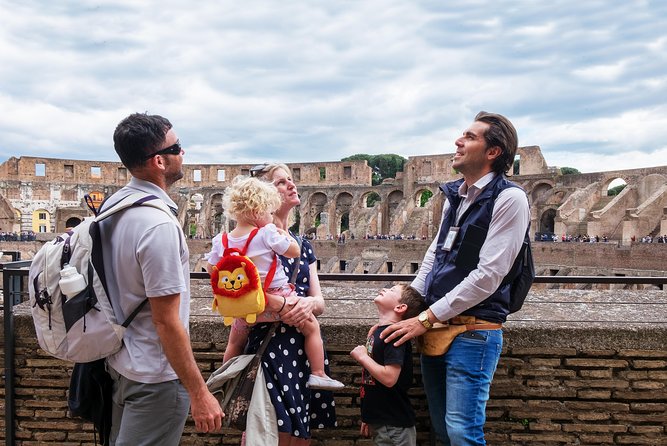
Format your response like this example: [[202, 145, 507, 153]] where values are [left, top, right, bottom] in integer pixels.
[[281, 296, 315, 327]]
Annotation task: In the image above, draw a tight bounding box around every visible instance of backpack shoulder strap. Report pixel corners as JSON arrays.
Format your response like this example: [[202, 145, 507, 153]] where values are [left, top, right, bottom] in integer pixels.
[[240, 228, 260, 255], [96, 192, 177, 224], [263, 255, 278, 292]]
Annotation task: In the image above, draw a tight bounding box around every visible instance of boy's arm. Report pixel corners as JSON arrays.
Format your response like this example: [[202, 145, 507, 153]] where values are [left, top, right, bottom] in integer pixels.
[[350, 345, 402, 388]]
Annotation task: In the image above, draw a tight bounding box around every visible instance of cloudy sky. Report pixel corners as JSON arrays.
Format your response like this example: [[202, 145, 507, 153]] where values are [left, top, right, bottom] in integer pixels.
[[1, 0, 666, 173]]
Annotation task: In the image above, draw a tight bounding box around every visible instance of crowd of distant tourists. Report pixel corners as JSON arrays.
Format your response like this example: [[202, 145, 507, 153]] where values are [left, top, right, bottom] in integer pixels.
[[0, 231, 36, 241], [535, 233, 666, 244]]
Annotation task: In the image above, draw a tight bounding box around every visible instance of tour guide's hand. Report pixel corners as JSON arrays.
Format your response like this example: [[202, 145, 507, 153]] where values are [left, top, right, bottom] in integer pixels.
[[380, 317, 427, 346], [281, 295, 315, 327]]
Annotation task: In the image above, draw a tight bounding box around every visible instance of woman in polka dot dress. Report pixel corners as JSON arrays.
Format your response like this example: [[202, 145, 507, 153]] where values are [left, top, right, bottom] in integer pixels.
[[245, 163, 338, 445]]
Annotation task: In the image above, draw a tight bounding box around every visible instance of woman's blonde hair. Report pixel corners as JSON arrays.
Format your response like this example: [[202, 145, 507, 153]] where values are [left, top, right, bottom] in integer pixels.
[[222, 175, 282, 222]]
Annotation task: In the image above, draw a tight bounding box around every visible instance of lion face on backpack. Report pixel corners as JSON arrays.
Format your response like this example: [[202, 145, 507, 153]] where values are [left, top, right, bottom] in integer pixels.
[[217, 264, 250, 292], [210, 254, 266, 326]]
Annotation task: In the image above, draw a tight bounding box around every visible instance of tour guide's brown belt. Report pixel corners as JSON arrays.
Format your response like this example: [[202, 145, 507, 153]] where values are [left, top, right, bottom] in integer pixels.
[[417, 315, 502, 356], [447, 315, 502, 331]]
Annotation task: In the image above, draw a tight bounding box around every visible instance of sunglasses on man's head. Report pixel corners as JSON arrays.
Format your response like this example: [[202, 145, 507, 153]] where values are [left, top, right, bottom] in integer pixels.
[[143, 141, 182, 160]]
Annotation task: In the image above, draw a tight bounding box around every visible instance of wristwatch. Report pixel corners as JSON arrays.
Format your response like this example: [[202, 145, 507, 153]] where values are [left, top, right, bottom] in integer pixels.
[[418, 311, 433, 329]]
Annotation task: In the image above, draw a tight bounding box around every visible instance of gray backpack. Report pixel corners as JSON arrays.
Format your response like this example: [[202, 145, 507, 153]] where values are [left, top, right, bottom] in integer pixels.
[[29, 192, 176, 362]]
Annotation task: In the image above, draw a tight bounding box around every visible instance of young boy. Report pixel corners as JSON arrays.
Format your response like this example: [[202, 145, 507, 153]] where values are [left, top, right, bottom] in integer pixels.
[[350, 284, 426, 445]]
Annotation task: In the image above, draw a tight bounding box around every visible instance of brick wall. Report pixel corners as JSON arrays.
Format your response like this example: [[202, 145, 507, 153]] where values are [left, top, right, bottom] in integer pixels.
[[2, 308, 666, 445]]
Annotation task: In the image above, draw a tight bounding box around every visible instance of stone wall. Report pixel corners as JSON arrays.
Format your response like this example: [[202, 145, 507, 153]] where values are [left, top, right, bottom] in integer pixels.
[[2, 286, 667, 446], [5, 239, 667, 276]]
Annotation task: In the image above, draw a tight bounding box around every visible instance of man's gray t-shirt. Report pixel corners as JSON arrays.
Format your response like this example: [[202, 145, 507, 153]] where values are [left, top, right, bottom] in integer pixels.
[[99, 177, 190, 383]]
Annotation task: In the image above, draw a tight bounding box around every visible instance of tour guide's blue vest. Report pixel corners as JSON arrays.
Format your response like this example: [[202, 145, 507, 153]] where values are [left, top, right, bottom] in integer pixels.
[[423, 174, 526, 323]]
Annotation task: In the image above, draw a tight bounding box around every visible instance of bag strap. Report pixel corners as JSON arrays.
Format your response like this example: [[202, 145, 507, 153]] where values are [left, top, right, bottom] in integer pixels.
[[256, 322, 279, 357], [263, 255, 278, 292], [288, 233, 303, 285], [96, 192, 178, 224], [121, 298, 149, 328], [94, 192, 174, 327], [242, 228, 260, 255]]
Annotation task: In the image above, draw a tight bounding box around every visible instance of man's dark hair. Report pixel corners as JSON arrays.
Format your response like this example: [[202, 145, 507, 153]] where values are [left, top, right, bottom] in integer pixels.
[[113, 113, 172, 170], [399, 285, 427, 320], [475, 111, 518, 175]]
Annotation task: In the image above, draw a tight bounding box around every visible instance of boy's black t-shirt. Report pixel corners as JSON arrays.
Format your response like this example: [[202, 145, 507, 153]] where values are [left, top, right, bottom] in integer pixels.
[[360, 325, 415, 427]]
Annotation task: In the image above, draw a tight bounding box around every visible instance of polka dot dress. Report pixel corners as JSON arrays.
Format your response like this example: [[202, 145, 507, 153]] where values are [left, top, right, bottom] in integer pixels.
[[246, 237, 337, 439]]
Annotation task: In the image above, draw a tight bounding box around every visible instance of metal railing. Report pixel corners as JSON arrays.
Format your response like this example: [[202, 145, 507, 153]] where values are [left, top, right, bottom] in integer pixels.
[[1, 255, 29, 446], [3, 262, 667, 446]]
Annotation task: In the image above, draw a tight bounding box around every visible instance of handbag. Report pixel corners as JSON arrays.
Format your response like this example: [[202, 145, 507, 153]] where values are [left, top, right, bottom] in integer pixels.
[[417, 317, 503, 356], [417, 323, 467, 356], [221, 322, 278, 430]]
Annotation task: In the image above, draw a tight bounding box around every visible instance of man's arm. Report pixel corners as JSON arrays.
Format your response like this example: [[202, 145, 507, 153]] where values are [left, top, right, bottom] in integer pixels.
[[350, 345, 402, 387], [383, 187, 529, 345], [428, 187, 529, 321], [150, 294, 224, 433]]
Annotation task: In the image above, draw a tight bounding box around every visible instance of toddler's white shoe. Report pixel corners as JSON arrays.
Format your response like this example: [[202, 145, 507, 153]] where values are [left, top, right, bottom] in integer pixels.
[[306, 374, 345, 390]]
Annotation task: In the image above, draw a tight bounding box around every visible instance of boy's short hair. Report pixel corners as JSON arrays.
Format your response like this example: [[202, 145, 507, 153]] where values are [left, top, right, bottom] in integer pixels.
[[398, 285, 427, 320], [222, 175, 282, 222]]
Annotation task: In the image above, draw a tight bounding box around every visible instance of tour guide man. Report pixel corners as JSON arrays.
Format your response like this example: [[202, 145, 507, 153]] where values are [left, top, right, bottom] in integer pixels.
[[381, 111, 530, 445]]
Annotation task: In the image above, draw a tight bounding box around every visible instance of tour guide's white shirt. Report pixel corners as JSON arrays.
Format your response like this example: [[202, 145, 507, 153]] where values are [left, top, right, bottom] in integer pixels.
[[411, 172, 530, 322], [100, 177, 190, 383]]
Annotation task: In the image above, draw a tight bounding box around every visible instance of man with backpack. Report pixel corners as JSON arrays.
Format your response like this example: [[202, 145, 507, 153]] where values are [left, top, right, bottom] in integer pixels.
[[101, 113, 223, 445], [381, 112, 530, 445]]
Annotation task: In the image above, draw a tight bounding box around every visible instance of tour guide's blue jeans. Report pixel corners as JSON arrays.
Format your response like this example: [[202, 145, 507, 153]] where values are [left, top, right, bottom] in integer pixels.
[[421, 329, 503, 446]]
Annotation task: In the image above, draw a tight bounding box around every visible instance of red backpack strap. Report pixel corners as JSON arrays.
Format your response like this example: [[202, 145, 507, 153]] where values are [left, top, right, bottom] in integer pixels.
[[263, 255, 278, 292], [240, 228, 260, 255], [221, 233, 229, 250]]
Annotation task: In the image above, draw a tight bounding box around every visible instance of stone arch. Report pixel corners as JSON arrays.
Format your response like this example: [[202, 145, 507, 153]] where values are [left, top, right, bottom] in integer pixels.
[[308, 192, 329, 232], [335, 192, 353, 235], [210, 193, 224, 235], [540, 208, 557, 234], [13, 209, 21, 233], [531, 182, 553, 205], [361, 191, 381, 208], [414, 188, 434, 208], [190, 193, 204, 210], [65, 217, 82, 229], [387, 190, 404, 211], [601, 176, 630, 196], [309, 192, 328, 211]]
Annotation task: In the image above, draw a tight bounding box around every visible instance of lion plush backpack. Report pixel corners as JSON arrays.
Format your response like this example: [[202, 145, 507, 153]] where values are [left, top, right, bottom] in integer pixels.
[[210, 228, 277, 326]]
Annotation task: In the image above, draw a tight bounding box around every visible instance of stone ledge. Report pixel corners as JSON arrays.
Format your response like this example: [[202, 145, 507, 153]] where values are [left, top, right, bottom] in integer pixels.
[[7, 287, 667, 350]]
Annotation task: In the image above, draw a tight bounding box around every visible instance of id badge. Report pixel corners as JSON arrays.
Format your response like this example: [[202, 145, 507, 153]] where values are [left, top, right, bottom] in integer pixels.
[[442, 226, 459, 251]]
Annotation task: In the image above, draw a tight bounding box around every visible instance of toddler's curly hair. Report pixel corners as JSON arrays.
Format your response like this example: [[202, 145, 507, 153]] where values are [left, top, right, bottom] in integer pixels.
[[222, 175, 282, 222]]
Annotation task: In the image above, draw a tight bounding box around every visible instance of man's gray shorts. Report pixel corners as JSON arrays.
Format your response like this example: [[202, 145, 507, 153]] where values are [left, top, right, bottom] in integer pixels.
[[108, 367, 190, 446], [372, 424, 417, 446]]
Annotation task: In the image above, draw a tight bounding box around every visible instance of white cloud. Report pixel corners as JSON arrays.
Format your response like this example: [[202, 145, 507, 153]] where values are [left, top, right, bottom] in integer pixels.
[[0, 0, 666, 174]]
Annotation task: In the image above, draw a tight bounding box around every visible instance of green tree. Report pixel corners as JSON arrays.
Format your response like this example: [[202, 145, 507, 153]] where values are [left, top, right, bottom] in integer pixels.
[[342, 154, 406, 185], [366, 192, 381, 207], [420, 190, 433, 207], [560, 167, 581, 175], [607, 184, 626, 196]]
